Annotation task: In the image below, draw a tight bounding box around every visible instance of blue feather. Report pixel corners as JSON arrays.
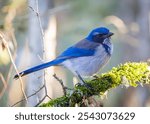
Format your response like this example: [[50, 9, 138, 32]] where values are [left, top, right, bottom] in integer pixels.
[[14, 59, 65, 79], [57, 46, 95, 59]]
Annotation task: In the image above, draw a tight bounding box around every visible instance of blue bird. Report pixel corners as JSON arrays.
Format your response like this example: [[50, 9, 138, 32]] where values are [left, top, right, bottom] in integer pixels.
[[14, 27, 114, 82]]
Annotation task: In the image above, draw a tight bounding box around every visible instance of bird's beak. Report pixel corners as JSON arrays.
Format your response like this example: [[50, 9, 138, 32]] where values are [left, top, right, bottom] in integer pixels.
[[107, 32, 114, 37]]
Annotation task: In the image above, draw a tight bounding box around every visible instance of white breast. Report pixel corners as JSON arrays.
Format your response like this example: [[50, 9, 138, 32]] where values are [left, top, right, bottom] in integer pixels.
[[62, 44, 112, 76]]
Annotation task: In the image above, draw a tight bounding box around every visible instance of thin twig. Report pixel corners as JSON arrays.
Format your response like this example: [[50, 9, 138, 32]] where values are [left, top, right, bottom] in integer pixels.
[[11, 84, 51, 107], [0, 33, 28, 102], [14, 4, 69, 21], [34, 95, 46, 107], [34, 87, 52, 107], [46, 95, 52, 100], [29, 0, 45, 53], [7, 4, 70, 23], [6, 31, 17, 83], [53, 74, 67, 96]]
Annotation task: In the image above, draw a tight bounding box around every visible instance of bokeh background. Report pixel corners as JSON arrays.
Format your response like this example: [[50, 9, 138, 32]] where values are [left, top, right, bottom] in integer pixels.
[[0, 0, 150, 107]]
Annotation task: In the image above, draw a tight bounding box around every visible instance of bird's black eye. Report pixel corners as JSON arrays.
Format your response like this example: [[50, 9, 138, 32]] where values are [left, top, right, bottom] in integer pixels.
[[93, 33, 104, 38], [97, 34, 103, 37], [93, 32, 105, 37]]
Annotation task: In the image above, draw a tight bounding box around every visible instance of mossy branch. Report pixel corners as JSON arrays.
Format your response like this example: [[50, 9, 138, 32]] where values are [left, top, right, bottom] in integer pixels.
[[40, 62, 150, 107]]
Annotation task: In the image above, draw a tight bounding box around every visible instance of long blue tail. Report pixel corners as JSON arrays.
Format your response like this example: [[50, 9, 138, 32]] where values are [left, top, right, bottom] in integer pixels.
[[14, 59, 64, 79]]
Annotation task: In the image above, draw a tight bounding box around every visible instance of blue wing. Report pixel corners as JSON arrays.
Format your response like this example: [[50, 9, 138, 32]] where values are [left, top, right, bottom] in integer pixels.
[[57, 46, 95, 60]]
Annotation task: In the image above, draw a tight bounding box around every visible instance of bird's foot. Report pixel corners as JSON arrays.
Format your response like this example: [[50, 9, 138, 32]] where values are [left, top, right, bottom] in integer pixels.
[[75, 71, 93, 90]]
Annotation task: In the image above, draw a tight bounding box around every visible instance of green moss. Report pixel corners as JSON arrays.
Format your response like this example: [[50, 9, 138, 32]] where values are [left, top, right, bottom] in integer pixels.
[[40, 95, 70, 107], [40, 62, 150, 107]]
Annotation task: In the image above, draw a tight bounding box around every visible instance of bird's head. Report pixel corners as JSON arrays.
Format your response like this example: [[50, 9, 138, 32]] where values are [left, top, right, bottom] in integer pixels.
[[86, 27, 114, 43]]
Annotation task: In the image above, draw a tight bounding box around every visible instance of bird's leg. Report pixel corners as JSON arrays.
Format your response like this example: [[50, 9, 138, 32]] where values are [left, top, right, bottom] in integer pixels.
[[75, 71, 86, 85], [75, 71, 92, 89]]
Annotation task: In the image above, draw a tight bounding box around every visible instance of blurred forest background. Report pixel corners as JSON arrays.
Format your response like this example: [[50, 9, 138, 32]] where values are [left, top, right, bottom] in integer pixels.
[[0, 0, 150, 107]]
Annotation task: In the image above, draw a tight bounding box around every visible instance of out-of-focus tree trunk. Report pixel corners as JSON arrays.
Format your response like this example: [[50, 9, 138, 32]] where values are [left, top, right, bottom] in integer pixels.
[[26, 0, 61, 106]]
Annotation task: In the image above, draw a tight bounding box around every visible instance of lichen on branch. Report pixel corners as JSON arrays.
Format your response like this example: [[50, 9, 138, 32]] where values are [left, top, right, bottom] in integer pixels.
[[40, 62, 150, 107]]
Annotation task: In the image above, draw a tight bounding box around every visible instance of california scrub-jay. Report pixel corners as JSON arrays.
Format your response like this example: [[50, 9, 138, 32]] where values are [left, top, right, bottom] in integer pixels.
[[14, 27, 114, 82]]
